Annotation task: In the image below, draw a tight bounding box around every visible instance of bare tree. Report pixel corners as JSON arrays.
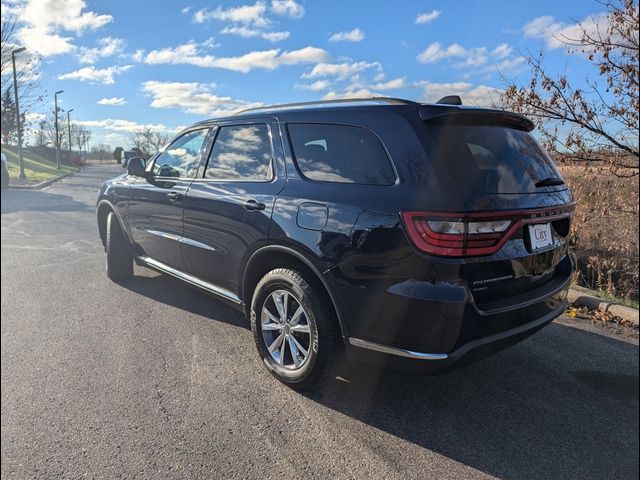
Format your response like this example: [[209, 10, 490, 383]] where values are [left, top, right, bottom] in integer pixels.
[[42, 110, 64, 149], [502, 0, 639, 299], [34, 119, 46, 147], [129, 127, 172, 159], [501, 0, 639, 177], [1, 12, 44, 118]]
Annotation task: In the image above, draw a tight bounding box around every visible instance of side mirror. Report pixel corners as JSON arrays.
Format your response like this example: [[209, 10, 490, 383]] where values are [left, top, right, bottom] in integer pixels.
[[127, 157, 147, 177]]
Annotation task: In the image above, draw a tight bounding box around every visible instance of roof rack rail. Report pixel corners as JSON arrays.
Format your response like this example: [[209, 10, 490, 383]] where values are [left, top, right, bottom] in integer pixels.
[[237, 97, 416, 115]]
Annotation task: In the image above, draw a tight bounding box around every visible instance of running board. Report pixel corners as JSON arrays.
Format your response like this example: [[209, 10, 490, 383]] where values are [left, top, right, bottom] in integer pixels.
[[136, 255, 242, 305]]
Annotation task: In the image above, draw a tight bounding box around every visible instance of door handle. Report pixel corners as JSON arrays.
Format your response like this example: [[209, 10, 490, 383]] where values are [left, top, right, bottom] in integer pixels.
[[243, 199, 266, 211], [167, 192, 183, 202]]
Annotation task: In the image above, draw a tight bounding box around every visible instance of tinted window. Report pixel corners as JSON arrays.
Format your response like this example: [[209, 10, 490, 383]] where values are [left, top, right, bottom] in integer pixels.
[[288, 124, 395, 185], [152, 129, 208, 178], [205, 124, 273, 181], [428, 125, 563, 194]]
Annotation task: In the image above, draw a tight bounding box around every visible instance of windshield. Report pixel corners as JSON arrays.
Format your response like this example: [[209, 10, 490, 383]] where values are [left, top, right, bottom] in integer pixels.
[[427, 124, 564, 194]]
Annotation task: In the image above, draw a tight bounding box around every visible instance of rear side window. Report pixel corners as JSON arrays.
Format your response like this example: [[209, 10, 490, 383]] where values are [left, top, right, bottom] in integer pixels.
[[288, 123, 395, 185], [205, 124, 273, 181], [427, 125, 563, 194]]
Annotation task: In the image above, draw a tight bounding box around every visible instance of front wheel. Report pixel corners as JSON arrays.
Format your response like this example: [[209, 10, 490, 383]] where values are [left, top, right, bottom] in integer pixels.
[[105, 211, 133, 282], [251, 268, 342, 390]]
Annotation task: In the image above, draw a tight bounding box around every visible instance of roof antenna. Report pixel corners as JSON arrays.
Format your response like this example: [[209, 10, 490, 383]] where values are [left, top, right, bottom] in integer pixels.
[[436, 95, 463, 105]]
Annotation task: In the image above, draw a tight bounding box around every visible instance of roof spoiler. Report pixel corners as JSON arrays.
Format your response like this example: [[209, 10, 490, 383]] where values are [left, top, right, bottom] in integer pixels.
[[419, 107, 535, 132], [436, 95, 463, 105]]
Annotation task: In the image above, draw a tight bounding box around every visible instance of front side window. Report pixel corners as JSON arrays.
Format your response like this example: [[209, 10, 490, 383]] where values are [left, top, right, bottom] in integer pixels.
[[205, 124, 273, 181], [287, 123, 395, 185], [152, 129, 209, 178]]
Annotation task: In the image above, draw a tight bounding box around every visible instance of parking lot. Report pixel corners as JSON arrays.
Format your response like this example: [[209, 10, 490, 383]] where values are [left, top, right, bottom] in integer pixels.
[[1, 165, 638, 479]]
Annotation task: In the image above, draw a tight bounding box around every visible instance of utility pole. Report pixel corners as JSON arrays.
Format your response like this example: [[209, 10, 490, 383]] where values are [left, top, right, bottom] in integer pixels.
[[12, 47, 27, 179], [54, 90, 64, 169], [67, 108, 74, 153]]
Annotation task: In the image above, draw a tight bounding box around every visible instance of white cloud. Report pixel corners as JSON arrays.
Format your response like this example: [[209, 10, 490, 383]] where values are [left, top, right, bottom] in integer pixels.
[[78, 37, 125, 64], [193, 2, 269, 27], [415, 10, 441, 25], [329, 28, 365, 43], [483, 56, 526, 74], [270, 0, 305, 18], [142, 81, 261, 117], [371, 77, 406, 90], [417, 42, 466, 63], [457, 47, 488, 67], [58, 65, 133, 84], [319, 75, 406, 100], [12, 0, 113, 56], [193, 1, 302, 42], [262, 31, 290, 42], [278, 47, 329, 65], [295, 80, 332, 91], [97, 97, 126, 106], [302, 61, 380, 79], [416, 81, 502, 107], [418, 42, 513, 69], [16, 28, 74, 56], [25, 112, 46, 123], [181, 6, 192, 14], [131, 49, 145, 62], [77, 118, 168, 133], [491, 43, 513, 59], [322, 88, 381, 100], [145, 40, 328, 73], [523, 16, 564, 46], [523, 13, 610, 50], [220, 25, 290, 42]]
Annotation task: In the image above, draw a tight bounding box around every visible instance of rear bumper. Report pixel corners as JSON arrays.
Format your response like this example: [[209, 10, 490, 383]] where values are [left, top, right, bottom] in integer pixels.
[[338, 254, 572, 372], [347, 297, 566, 373]]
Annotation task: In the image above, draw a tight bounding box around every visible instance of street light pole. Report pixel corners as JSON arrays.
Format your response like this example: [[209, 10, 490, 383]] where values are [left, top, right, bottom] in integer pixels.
[[54, 90, 64, 169], [11, 47, 27, 179], [67, 108, 74, 153]]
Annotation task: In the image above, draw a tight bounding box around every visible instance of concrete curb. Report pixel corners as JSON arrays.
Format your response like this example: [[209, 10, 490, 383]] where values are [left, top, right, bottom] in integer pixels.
[[568, 288, 639, 326], [8, 168, 82, 190]]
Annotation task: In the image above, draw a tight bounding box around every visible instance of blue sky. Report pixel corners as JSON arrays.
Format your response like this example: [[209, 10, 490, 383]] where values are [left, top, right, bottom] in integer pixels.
[[3, 0, 608, 146]]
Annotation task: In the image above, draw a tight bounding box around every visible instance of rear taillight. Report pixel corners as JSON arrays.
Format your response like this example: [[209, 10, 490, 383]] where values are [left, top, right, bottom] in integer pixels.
[[401, 206, 574, 257]]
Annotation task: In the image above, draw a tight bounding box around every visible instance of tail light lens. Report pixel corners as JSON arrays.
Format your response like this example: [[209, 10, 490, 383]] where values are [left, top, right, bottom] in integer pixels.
[[401, 206, 574, 257]]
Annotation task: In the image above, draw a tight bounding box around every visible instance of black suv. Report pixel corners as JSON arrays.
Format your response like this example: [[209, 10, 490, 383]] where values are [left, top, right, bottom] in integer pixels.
[[97, 97, 574, 390]]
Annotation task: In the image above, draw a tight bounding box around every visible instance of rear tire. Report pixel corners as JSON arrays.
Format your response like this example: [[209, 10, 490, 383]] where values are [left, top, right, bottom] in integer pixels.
[[251, 268, 342, 390], [105, 211, 133, 281]]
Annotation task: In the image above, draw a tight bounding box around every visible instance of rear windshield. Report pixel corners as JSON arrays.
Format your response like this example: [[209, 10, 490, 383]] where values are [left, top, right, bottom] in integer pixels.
[[427, 125, 563, 194]]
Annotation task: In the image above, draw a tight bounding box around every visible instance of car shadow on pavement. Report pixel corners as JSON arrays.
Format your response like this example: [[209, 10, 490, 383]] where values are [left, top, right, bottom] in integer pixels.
[[306, 324, 639, 480], [1, 189, 90, 214], [120, 271, 250, 331], [116, 270, 638, 479]]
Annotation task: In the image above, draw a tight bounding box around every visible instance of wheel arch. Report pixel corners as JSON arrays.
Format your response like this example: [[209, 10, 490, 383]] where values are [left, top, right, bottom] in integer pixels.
[[96, 199, 127, 248], [241, 245, 348, 339]]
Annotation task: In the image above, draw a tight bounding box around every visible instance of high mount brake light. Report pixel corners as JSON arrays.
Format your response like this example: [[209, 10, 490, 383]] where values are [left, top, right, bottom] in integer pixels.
[[401, 206, 574, 257]]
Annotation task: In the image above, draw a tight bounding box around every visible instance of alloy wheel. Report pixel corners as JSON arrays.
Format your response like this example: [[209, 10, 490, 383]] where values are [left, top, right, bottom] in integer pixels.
[[260, 289, 313, 370]]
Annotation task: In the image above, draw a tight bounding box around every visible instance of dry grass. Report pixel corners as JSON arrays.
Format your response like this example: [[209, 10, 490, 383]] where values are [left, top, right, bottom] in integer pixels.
[[558, 163, 639, 301]]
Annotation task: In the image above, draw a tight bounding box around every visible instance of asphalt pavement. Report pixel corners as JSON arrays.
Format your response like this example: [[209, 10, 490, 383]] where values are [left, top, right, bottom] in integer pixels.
[[1, 165, 638, 480]]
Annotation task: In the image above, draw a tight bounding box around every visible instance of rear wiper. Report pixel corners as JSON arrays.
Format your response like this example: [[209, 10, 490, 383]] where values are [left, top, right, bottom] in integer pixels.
[[535, 177, 565, 188]]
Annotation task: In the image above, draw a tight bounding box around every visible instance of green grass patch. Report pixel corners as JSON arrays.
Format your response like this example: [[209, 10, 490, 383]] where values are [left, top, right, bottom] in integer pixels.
[[3, 146, 77, 183]]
